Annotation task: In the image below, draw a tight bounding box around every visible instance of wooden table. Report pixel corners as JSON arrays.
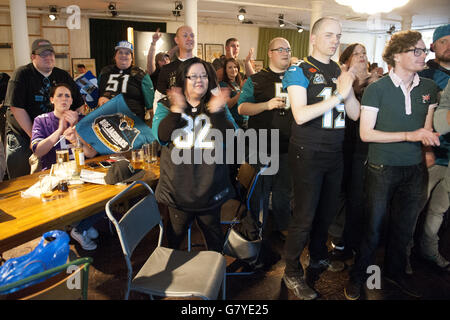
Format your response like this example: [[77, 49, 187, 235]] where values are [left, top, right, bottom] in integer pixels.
[[0, 155, 160, 254]]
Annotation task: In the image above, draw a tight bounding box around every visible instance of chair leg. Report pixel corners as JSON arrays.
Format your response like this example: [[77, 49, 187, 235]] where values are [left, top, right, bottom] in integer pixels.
[[222, 273, 226, 300]]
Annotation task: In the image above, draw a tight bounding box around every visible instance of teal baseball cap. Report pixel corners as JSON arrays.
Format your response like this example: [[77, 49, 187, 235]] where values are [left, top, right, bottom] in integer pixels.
[[433, 24, 450, 43]]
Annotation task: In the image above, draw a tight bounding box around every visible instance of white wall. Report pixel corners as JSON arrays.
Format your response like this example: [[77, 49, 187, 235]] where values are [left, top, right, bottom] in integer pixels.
[[167, 21, 260, 61]]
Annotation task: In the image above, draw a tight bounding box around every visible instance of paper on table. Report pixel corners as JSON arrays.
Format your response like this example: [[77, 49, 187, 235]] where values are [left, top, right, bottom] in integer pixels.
[[79, 169, 106, 185], [21, 176, 60, 198]]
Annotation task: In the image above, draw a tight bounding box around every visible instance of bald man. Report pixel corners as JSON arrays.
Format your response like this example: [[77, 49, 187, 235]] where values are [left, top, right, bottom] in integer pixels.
[[154, 25, 196, 111], [281, 17, 359, 300], [237, 37, 294, 268]]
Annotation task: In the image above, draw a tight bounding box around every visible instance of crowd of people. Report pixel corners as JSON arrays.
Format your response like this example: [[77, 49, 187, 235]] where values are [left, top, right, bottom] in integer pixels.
[[0, 17, 449, 300]]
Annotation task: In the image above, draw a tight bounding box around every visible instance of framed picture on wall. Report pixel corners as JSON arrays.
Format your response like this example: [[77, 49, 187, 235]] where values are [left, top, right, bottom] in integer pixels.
[[253, 60, 264, 72], [197, 43, 204, 60], [205, 44, 224, 63], [72, 58, 97, 78]]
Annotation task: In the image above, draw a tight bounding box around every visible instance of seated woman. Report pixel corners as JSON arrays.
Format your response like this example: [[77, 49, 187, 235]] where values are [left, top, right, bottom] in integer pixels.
[[219, 58, 248, 129], [152, 57, 237, 252], [31, 83, 99, 251]]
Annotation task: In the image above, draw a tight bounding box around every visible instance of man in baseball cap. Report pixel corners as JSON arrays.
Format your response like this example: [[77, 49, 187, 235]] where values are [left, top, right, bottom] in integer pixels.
[[419, 23, 450, 90]]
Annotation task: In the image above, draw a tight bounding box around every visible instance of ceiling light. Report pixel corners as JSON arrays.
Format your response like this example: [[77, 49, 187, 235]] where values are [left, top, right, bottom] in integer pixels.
[[334, 0, 409, 14], [108, 2, 118, 17], [175, 1, 183, 11], [237, 8, 246, 22], [279, 14, 285, 28], [48, 5, 57, 21]]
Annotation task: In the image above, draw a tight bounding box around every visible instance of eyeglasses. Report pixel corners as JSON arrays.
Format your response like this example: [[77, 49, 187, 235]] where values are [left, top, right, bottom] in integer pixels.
[[270, 47, 292, 54], [185, 74, 208, 81], [404, 47, 429, 56]]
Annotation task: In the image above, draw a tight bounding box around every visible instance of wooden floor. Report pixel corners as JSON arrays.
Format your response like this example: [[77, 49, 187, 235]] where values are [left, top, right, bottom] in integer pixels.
[[3, 203, 450, 302]]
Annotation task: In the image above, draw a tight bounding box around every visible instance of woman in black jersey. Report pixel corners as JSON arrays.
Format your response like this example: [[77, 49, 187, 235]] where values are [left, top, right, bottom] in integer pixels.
[[152, 57, 237, 252]]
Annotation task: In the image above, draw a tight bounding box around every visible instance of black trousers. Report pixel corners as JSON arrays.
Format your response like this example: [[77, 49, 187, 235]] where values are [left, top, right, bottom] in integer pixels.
[[284, 143, 344, 276], [167, 206, 224, 253]]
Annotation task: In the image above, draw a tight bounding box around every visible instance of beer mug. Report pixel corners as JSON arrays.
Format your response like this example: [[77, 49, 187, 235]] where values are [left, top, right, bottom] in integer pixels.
[[39, 174, 53, 201], [56, 149, 69, 164]]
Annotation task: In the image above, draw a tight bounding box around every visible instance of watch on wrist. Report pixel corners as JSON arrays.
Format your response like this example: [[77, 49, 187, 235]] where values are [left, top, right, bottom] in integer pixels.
[[334, 92, 344, 104]]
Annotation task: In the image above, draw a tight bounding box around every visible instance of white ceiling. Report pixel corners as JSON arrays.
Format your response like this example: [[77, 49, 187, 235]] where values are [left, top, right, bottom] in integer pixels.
[[1, 0, 449, 33]]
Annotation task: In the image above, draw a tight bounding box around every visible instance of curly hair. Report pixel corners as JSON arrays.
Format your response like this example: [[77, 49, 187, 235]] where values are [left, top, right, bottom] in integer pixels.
[[382, 30, 422, 67]]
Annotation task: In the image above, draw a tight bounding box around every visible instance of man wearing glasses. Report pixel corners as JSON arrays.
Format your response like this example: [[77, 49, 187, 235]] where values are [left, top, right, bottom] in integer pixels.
[[237, 37, 294, 269], [4, 39, 84, 178], [281, 17, 359, 300], [344, 30, 440, 300]]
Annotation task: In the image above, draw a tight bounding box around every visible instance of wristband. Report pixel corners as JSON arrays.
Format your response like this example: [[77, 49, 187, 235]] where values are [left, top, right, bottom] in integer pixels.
[[334, 92, 344, 104]]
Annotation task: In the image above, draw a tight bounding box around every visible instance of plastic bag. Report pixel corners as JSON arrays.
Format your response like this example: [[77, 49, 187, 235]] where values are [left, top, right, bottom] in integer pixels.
[[0, 230, 70, 294]]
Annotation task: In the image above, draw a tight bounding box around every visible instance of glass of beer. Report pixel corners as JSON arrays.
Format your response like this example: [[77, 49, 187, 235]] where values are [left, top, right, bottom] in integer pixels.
[[56, 149, 69, 164], [39, 174, 53, 201]]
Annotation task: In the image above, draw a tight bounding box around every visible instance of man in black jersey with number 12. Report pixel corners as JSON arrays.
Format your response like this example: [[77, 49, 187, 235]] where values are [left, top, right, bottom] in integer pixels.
[[281, 17, 360, 300]]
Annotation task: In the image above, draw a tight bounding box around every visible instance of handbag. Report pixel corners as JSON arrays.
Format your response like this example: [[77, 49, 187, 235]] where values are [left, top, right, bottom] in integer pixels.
[[223, 197, 263, 265]]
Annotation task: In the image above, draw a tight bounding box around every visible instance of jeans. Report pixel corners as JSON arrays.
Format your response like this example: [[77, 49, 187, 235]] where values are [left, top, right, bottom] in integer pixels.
[[351, 162, 428, 283], [6, 131, 31, 179], [419, 164, 450, 259], [74, 212, 104, 233], [167, 206, 224, 252], [284, 144, 343, 276], [248, 153, 293, 232]]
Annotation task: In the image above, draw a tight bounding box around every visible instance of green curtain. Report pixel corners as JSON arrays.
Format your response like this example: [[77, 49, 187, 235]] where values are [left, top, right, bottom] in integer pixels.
[[89, 19, 166, 76], [256, 28, 309, 68]]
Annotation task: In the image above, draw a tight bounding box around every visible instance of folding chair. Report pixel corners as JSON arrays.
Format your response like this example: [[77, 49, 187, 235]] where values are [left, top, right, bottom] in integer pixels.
[[0, 257, 92, 300], [106, 181, 226, 300]]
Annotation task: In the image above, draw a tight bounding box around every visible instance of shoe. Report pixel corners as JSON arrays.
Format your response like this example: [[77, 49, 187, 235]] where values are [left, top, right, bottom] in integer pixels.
[[282, 273, 318, 300], [344, 279, 361, 300], [86, 226, 99, 239], [330, 248, 354, 262], [421, 253, 450, 272], [70, 228, 97, 251], [384, 275, 422, 298], [331, 240, 345, 251], [309, 258, 345, 272]]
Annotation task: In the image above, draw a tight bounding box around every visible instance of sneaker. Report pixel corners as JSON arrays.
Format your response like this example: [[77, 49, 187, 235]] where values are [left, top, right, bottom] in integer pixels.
[[309, 258, 345, 272], [86, 226, 99, 240], [70, 228, 97, 251], [384, 275, 422, 298], [282, 273, 318, 300], [421, 253, 450, 272], [344, 279, 361, 300]]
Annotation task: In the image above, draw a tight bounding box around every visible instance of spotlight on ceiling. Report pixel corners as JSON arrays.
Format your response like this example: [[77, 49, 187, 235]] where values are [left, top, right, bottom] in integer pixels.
[[279, 14, 285, 27], [237, 7, 246, 22], [297, 22, 304, 33], [175, 1, 183, 11], [387, 25, 396, 35], [108, 2, 118, 17], [48, 5, 57, 21]]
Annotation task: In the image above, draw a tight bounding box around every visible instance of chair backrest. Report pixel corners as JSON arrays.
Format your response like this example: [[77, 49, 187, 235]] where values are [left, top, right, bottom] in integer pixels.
[[0, 257, 92, 300], [105, 180, 163, 258]]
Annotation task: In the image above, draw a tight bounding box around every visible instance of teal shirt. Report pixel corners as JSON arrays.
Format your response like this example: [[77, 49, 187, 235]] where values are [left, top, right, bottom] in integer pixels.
[[362, 75, 438, 166]]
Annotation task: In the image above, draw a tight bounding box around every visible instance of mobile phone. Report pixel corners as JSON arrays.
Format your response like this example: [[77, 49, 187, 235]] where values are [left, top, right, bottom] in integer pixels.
[[99, 161, 112, 168], [87, 162, 101, 168]]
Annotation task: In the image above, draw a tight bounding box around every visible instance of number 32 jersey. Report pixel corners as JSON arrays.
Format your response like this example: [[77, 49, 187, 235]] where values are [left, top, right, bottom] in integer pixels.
[[282, 56, 344, 152]]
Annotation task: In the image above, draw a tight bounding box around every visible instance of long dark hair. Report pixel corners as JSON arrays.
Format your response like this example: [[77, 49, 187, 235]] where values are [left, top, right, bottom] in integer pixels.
[[175, 57, 218, 103], [222, 58, 242, 89], [339, 43, 365, 66]]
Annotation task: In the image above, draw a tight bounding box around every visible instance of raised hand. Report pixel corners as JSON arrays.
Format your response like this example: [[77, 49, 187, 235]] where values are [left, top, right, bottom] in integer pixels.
[[337, 69, 356, 99], [152, 28, 162, 45], [168, 87, 187, 113], [208, 87, 230, 113]]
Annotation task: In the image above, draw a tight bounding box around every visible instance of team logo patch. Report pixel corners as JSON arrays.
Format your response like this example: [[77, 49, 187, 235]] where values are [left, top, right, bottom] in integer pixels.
[[422, 94, 430, 103], [92, 113, 139, 153], [313, 73, 326, 84], [309, 67, 317, 73]]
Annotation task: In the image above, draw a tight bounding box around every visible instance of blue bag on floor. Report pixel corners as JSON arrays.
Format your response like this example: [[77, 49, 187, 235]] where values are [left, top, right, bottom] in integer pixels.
[[0, 230, 70, 294]]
